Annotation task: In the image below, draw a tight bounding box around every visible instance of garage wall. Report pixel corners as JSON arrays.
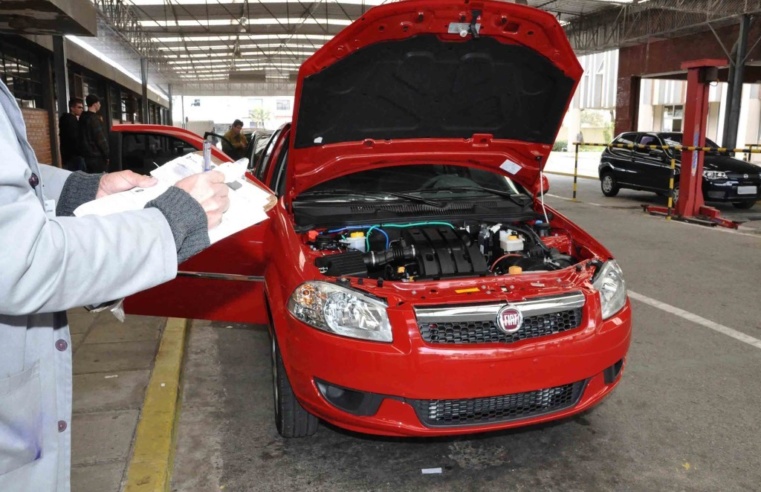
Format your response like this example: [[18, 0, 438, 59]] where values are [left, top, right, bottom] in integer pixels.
[[22, 108, 53, 165]]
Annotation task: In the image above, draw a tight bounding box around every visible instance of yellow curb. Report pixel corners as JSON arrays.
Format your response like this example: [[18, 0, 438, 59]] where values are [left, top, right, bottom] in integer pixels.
[[544, 171, 598, 180], [124, 318, 189, 492]]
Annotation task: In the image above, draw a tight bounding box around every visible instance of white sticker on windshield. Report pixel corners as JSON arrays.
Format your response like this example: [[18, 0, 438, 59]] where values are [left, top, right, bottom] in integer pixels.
[[314, 136, 323, 144], [500, 159, 521, 176]]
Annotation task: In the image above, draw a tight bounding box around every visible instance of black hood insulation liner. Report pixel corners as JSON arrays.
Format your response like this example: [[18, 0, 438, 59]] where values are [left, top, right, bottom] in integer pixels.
[[295, 35, 575, 149]]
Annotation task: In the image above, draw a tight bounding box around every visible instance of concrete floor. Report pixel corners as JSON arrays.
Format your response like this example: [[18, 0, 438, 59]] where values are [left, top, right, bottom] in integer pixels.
[[171, 179, 761, 492], [68, 311, 165, 492], [546, 173, 761, 234]]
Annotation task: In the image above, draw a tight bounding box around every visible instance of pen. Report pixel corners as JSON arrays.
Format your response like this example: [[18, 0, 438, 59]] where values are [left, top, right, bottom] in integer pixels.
[[203, 136, 212, 172]]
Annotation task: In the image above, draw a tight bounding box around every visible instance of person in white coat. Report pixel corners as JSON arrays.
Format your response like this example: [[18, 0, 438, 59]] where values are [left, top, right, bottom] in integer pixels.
[[0, 79, 229, 492]]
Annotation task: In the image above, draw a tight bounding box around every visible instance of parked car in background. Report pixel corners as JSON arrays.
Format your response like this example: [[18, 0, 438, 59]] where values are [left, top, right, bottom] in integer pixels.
[[120, 0, 631, 439], [599, 132, 761, 209]]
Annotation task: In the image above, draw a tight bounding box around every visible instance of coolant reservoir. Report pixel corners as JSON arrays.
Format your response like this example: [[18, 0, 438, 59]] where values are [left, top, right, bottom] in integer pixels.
[[340, 231, 367, 252], [500, 231, 524, 252]]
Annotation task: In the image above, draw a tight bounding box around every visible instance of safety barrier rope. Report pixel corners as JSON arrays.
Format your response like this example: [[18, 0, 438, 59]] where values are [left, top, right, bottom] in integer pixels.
[[745, 144, 761, 162]]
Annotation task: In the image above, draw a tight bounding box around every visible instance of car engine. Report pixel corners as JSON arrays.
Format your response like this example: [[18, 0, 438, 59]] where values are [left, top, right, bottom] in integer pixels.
[[307, 220, 577, 281]]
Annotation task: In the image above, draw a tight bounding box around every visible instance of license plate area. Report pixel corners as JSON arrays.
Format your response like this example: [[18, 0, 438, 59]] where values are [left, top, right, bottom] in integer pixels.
[[737, 185, 757, 195]]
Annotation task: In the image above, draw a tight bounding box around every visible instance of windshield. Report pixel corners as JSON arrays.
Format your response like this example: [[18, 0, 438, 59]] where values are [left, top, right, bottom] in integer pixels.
[[299, 165, 523, 201]]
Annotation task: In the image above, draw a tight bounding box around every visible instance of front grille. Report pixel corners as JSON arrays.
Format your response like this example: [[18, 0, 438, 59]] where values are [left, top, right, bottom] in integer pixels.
[[726, 172, 760, 183], [408, 381, 587, 427], [418, 308, 583, 345]]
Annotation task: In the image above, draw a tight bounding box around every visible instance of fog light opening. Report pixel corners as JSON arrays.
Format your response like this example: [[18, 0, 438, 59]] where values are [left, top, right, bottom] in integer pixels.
[[315, 379, 385, 417], [603, 358, 624, 384]]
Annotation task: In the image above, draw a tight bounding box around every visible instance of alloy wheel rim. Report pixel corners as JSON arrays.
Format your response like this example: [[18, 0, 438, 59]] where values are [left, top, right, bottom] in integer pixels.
[[603, 176, 613, 193]]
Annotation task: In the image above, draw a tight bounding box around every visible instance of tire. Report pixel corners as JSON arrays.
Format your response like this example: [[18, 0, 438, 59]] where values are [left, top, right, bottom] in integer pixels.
[[271, 336, 318, 438], [732, 201, 755, 209], [600, 172, 620, 197]]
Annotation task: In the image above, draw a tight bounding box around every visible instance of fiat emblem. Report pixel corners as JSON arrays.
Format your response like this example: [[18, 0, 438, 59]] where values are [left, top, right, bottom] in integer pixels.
[[744, 174, 749, 179], [496, 306, 523, 334]]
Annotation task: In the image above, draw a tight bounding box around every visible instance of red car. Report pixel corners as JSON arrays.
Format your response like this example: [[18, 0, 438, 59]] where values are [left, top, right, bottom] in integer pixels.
[[122, 0, 632, 438]]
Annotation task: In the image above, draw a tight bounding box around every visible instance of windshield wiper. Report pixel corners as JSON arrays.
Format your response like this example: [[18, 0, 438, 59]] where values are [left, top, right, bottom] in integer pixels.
[[422, 186, 530, 206], [300, 189, 446, 208]]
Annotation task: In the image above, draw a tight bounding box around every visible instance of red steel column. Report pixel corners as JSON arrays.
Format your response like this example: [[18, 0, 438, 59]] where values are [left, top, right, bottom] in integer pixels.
[[676, 60, 725, 217]]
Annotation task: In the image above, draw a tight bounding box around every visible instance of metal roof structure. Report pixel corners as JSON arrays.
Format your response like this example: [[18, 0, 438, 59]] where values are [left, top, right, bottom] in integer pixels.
[[81, 0, 761, 96]]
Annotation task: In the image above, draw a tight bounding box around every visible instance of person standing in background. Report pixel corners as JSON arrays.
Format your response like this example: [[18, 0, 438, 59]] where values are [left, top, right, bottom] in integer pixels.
[[223, 119, 249, 160], [59, 98, 84, 172], [79, 94, 109, 173]]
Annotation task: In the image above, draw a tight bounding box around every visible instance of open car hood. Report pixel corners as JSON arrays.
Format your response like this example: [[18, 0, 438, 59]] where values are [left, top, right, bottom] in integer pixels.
[[288, 0, 582, 198]]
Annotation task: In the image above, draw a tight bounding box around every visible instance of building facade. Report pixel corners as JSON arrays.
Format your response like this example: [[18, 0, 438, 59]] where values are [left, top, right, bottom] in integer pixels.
[[0, 35, 170, 167]]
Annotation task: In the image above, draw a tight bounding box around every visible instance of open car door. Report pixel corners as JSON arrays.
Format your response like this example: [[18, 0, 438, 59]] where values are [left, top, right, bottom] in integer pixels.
[[122, 213, 272, 325], [120, 127, 275, 325]]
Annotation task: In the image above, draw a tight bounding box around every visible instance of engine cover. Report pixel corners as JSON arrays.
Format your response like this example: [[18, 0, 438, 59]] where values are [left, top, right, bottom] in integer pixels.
[[402, 227, 488, 278]]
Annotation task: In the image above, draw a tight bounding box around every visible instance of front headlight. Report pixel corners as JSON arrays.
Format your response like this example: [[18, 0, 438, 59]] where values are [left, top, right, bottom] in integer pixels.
[[703, 170, 728, 180], [592, 260, 627, 320], [287, 281, 392, 342]]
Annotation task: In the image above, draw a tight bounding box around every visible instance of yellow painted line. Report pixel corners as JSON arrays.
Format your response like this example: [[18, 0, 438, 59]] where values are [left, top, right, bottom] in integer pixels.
[[124, 318, 189, 492]]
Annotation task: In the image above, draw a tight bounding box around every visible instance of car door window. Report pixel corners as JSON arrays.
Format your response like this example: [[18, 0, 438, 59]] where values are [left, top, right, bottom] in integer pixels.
[[635, 135, 666, 162], [122, 133, 197, 175], [270, 136, 289, 197], [611, 133, 636, 157], [254, 129, 281, 181]]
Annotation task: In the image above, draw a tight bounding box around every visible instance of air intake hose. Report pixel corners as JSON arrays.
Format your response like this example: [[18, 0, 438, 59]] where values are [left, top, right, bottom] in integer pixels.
[[363, 244, 416, 267]]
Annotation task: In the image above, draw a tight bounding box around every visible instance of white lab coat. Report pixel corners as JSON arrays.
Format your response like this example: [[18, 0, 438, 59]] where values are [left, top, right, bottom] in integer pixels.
[[0, 82, 178, 490]]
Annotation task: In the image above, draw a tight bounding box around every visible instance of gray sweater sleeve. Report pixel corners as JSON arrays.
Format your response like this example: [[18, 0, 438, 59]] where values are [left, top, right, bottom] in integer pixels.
[[56, 171, 102, 217], [56, 172, 209, 263], [145, 186, 210, 263]]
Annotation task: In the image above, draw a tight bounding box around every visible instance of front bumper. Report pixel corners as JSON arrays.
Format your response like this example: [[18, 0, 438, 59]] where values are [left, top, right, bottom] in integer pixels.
[[703, 180, 760, 202], [276, 295, 632, 437]]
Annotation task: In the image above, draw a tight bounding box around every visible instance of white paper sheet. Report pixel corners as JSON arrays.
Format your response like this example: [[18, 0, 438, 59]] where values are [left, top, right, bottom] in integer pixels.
[[74, 155, 273, 245]]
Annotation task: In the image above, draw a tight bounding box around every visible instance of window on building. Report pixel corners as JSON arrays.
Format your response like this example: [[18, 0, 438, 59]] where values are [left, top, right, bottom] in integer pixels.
[[109, 85, 122, 124], [0, 40, 43, 108], [276, 99, 290, 111], [82, 75, 104, 101], [663, 105, 684, 132]]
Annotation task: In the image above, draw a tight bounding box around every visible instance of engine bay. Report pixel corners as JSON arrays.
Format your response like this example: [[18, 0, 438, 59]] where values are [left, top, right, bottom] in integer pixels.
[[306, 219, 582, 281]]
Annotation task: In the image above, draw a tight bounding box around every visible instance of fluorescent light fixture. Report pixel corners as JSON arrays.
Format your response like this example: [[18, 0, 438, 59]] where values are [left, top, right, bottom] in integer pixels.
[[129, 0, 397, 5], [66, 35, 168, 101], [158, 43, 322, 51], [140, 18, 352, 28], [152, 34, 333, 43]]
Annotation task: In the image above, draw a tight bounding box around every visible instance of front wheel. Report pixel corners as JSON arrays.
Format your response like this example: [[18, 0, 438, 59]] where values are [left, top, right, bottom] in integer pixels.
[[600, 172, 620, 197], [271, 336, 318, 438], [733, 201, 755, 209]]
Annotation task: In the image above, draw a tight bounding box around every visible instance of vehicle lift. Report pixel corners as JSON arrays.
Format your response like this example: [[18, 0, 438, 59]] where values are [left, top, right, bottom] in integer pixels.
[[643, 59, 742, 229]]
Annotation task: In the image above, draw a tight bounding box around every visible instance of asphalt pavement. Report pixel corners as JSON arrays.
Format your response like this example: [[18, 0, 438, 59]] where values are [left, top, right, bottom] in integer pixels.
[[170, 182, 761, 491]]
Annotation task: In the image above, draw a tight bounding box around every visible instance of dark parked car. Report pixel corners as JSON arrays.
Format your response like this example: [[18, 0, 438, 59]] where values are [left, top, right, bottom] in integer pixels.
[[599, 132, 761, 209]]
